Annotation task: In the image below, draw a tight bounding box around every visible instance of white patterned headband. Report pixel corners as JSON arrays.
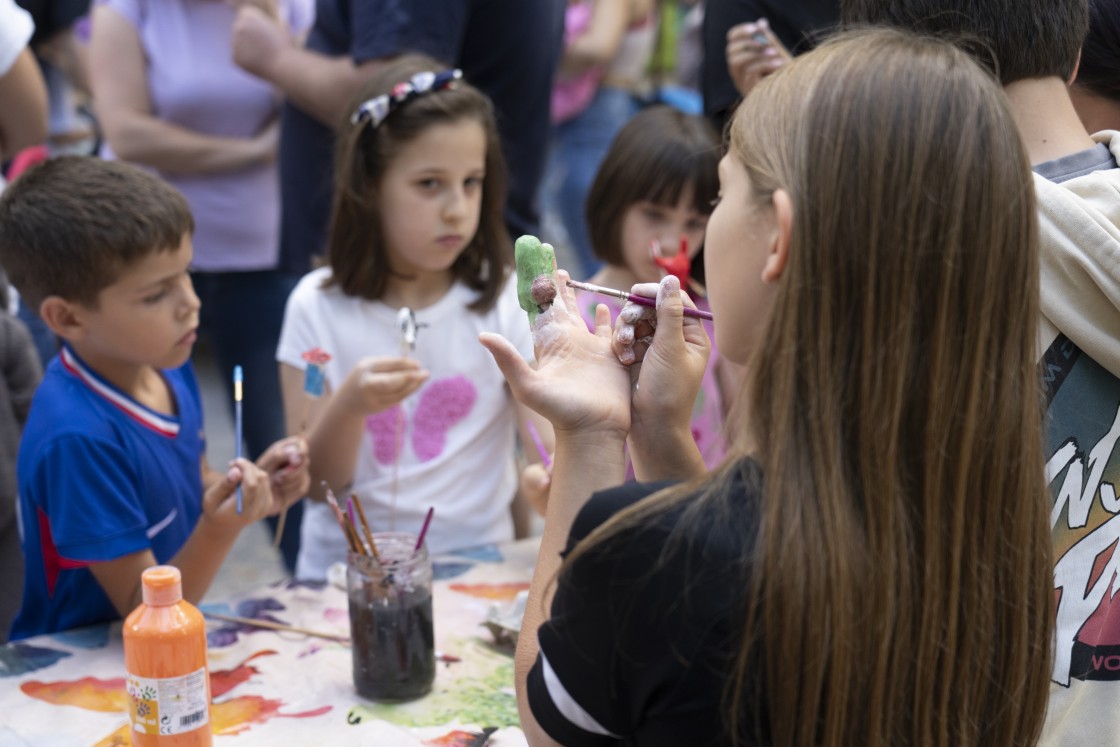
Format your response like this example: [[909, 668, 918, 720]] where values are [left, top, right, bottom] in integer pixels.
[[350, 68, 464, 129]]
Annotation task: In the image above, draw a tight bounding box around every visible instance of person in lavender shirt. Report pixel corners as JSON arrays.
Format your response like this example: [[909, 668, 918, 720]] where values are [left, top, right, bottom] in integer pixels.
[[88, 0, 314, 571]]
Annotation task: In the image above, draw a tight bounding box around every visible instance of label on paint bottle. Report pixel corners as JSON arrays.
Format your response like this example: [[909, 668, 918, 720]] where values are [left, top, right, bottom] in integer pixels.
[[127, 667, 210, 736]]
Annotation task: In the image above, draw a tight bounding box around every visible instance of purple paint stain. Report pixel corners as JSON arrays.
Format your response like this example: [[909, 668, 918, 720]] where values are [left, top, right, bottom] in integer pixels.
[[237, 597, 286, 618], [207, 628, 240, 649], [367, 405, 404, 464], [203, 598, 289, 648], [411, 375, 475, 462], [364, 376, 477, 464], [283, 578, 327, 591]]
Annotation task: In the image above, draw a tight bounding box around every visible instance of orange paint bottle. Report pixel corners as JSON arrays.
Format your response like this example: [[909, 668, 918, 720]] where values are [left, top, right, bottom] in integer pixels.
[[123, 566, 212, 746]]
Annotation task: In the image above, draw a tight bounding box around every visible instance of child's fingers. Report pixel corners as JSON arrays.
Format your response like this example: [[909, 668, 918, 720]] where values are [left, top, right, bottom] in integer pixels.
[[361, 368, 430, 401], [359, 356, 424, 374], [650, 275, 691, 350], [554, 268, 575, 309], [618, 282, 660, 324], [592, 303, 613, 340], [614, 282, 659, 365], [203, 464, 243, 515], [257, 435, 307, 473], [271, 461, 311, 505], [236, 460, 276, 519]]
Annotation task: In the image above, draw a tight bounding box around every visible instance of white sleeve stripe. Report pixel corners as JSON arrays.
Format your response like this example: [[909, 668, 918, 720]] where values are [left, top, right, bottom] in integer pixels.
[[540, 651, 621, 738]]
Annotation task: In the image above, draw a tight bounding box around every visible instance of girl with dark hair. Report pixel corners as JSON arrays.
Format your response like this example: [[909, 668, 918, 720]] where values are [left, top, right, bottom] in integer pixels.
[[483, 27, 1053, 747], [578, 104, 729, 469], [278, 55, 550, 580]]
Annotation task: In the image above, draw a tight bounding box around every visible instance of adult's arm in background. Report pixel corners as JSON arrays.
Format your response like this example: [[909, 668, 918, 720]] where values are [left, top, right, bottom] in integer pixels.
[[561, 0, 653, 76], [0, 0, 47, 161], [231, 5, 387, 129], [89, 4, 277, 175]]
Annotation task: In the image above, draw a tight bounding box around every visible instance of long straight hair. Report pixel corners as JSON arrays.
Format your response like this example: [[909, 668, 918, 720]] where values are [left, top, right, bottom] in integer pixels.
[[570, 28, 1053, 746]]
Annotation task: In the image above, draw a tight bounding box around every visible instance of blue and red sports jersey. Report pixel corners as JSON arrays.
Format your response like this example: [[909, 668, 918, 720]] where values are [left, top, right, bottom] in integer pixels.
[[9, 345, 205, 640]]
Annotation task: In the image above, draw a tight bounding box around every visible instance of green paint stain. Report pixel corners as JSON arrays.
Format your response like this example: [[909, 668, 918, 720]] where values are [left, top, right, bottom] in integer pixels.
[[347, 658, 518, 728], [515, 235, 556, 326]]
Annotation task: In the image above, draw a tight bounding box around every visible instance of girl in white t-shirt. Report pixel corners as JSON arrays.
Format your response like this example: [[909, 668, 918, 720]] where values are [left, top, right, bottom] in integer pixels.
[[277, 54, 550, 579]]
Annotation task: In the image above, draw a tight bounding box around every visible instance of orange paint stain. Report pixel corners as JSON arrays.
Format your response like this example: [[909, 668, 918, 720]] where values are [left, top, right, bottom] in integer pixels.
[[448, 582, 530, 601], [209, 649, 277, 698], [21, 649, 279, 714], [212, 696, 332, 735], [92, 724, 131, 746], [424, 728, 497, 746], [20, 676, 127, 712], [92, 696, 334, 743]]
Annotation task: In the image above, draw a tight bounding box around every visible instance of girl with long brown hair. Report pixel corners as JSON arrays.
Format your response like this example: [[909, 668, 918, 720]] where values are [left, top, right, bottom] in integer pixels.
[[277, 55, 552, 580], [483, 26, 1053, 747]]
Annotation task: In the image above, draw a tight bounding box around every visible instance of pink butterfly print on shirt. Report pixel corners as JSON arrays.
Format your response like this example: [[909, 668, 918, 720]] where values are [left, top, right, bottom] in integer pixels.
[[366, 375, 477, 464]]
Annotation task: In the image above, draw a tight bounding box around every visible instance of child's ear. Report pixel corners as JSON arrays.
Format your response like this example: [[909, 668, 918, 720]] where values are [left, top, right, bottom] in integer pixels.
[[39, 296, 88, 341], [761, 188, 793, 284]]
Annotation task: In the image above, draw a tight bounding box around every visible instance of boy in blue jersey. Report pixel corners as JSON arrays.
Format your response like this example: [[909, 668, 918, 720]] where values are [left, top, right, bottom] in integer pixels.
[[0, 156, 311, 640]]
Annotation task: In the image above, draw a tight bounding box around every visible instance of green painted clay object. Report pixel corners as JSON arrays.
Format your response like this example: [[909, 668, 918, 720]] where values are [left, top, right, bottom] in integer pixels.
[[514, 234, 556, 325]]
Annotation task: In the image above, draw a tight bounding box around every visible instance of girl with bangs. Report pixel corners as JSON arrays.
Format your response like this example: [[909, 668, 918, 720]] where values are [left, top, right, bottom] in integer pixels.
[[278, 55, 551, 580]]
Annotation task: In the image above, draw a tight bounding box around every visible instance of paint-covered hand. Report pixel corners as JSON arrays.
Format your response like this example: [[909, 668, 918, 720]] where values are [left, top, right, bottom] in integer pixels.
[[203, 459, 278, 525], [338, 356, 430, 415], [515, 235, 558, 326], [481, 269, 630, 439], [257, 435, 310, 508], [614, 276, 710, 437]]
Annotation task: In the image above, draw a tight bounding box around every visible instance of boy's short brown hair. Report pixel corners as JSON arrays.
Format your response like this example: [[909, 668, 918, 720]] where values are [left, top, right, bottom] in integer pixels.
[[840, 0, 1089, 85], [0, 156, 194, 311]]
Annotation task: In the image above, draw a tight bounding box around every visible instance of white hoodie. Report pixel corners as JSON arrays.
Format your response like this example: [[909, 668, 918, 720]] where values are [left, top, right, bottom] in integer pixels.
[[1035, 131, 1120, 747]]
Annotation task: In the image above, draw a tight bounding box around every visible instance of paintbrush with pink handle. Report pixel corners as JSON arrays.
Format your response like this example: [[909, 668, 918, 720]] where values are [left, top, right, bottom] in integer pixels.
[[565, 279, 714, 321]]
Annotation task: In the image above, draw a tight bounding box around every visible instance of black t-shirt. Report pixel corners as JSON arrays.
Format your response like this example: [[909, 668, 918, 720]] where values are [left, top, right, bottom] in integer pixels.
[[276, 0, 565, 275], [526, 460, 764, 745], [701, 0, 839, 135], [14, 0, 89, 45]]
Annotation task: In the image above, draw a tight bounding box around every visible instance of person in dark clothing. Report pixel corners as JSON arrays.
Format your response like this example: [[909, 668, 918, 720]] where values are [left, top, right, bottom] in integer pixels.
[[702, 0, 837, 134], [231, 0, 566, 277], [483, 27, 1053, 747]]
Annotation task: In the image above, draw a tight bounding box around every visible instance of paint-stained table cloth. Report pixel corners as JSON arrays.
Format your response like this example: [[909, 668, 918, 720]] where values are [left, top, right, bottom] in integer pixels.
[[0, 538, 539, 746]]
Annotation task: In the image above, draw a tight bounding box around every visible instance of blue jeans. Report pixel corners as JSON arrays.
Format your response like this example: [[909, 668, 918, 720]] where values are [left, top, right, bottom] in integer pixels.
[[547, 86, 639, 278], [193, 269, 303, 573]]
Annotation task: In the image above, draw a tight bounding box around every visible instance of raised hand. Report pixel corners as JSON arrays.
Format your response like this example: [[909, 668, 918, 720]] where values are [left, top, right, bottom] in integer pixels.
[[481, 269, 631, 439], [726, 19, 791, 97], [613, 276, 710, 479]]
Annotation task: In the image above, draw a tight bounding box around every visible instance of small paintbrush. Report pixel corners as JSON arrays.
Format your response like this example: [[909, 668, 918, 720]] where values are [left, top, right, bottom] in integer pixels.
[[233, 365, 243, 514], [566, 279, 714, 321]]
